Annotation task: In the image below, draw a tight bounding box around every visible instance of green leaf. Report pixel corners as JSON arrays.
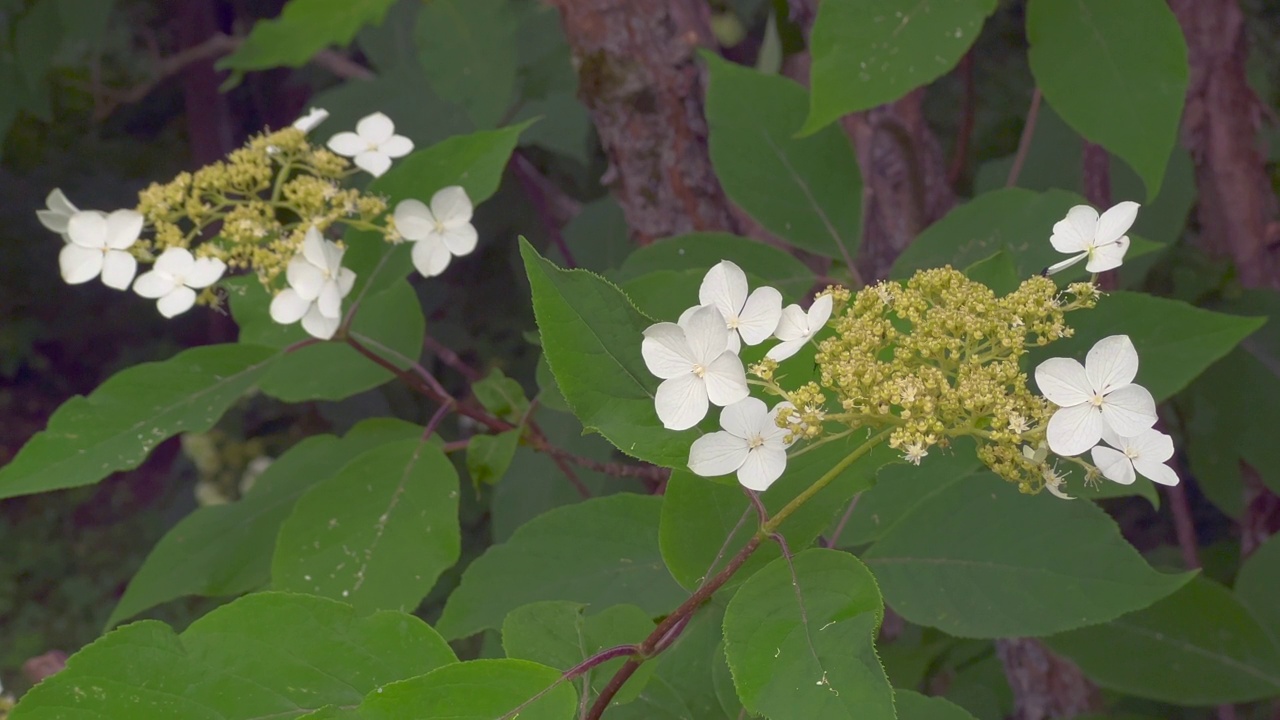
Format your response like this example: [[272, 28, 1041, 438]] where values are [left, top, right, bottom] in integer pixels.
[[272, 438, 460, 614], [1028, 292, 1265, 402], [803, 0, 996, 132], [535, 354, 571, 412], [963, 251, 1020, 296], [13, 0, 61, 120], [895, 690, 979, 720], [891, 188, 1162, 281], [1027, 0, 1188, 199], [108, 419, 424, 627], [357, 659, 576, 720], [705, 54, 862, 260], [0, 344, 277, 500], [344, 122, 530, 295], [415, 0, 518, 128], [1235, 533, 1280, 650], [467, 430, 521, 487], [660, 435, 897, 591], [617, 232, 816, 301], [863, 473, 1193, 638], [232, 279, 426, 402], [502, 601, 656, 705], [12, 592, 457, 719], [472, 368, 530, 421], [217, 0, 397, 72], [723, 549, 894, 719], [1047, 577, 1280, 704], [436, 493, 685, 640], [521, 239, 694, 468]]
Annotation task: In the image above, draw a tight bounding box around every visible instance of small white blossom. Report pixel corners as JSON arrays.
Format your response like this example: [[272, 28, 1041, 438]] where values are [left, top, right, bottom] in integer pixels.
[[291, 107, 329, 134], [902, 441, 928, 465], [767, 294, 834, 361], [1022, 444, 1074, 500], [394, 186, 477, 277], [688, 398, 794, 491], [695, 260, 782, 353], [59, 209, 143, 289], [1090, 427, 1180, 487], [326, 112, 414, 177], [1046, 201, 1139, 275], [37, 188, 80, 241], [642, 305, 749, 430], [132, 247, 227, 317], [1035, 334, 1157, 456], [269, 227, 357, 340]]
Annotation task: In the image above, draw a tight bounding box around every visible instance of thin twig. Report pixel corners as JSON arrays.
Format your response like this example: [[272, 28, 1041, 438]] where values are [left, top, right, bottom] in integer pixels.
[[947, 52, 976, 188], [423, 335, 483, 382], [825, 493, 862, 548], [1006, 88, 1043, 188], [511, 152, 582, 268]]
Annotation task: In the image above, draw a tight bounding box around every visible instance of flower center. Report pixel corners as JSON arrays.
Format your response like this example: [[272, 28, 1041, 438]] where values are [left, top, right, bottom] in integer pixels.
[[1125, 448, 1140, 460], [1089, 392, 1106, 407], [691, 363, 707, 378], [726, 315, 740, 330], [747, 434, 765, 450]]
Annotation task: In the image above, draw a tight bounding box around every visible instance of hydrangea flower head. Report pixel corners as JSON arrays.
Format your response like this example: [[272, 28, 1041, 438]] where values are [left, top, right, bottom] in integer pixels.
[[1034, 334, 1157, 456]]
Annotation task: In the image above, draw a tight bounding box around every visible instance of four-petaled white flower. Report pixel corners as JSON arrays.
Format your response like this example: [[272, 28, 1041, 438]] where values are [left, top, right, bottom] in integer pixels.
[[132, 247, 227, 317], [394, 187, 478, 277], [59, 209, 143, 289], [695, 260, 782, 353], [688, 398, 795, 491], [767, 294, 834, 361], [326, 112, 414, 177], [642, 305, 749, 430], [1090, 427, 1180, 487], [292, 107, 329, 134], [1046, 201, 1139, 275], [38, 188, 80, 242], [1034, 334, 1157, 456], [269, 227, 357, 340]]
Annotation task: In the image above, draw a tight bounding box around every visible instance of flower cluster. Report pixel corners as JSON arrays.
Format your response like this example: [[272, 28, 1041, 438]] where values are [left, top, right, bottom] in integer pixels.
[[641, 201, 1179, 499], [39, 110, 478, 340]]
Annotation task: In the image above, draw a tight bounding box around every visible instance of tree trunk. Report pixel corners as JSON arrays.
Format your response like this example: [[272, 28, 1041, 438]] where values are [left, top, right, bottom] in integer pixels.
[[997, 638, 1104, 720]]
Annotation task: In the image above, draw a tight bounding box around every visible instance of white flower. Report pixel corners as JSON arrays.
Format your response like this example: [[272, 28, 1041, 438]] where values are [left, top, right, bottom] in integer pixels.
[[642, 305, 749, 430], [291, 107, 329, 134], [1034, 334, 1157, 456], [37, 188, 80, 241], [132, 247, 227, 317], [393, 187, 477, 277], [59, 209, 143, 289], [1090, 427, 1179, 487], [326, 112, 414, 177], [767, 294, 834, 361], [268, 227, 357, 340], [688, 398, 795, 491], [695, 260, 782, 353], [1046, 201, 1139, 275], [902, 441, 929, 466]]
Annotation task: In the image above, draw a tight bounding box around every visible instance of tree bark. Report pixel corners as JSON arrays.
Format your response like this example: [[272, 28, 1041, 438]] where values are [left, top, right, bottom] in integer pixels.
[[996, 638, 1104, 720], [550, 0, 741, 245], [1169, 0, 1280, 289]]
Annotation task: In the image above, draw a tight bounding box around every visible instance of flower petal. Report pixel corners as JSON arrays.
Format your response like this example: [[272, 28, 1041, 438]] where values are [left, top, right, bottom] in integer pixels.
[[316, 279, 343, 319], [354, 151, 392, 178], [270, 289, 311, 324], [380, 135, 414, 158], [411, 236, 453, 277], [355, 112, 395, 144], [681, 305, 731, 366], [185, 257, 227, 288], [703, 352, 749, 407], [1133, 457, 1179, 486], [104, 210, 143, 249], [157, 287, 197, 318], [326, 131, 365, 157], [291, 107, 329, 133], [336, 267, 357, 297], [46, 188, 77, 216], [302, 305, 340, 340], [37, 209, 70, 234], [772, 304, 809, 342], [737, 445, 787, 491], [1050, 205, 1098, 253], [154, 247, 194, 277], [1046, 403, 1103, 456], [806, 293, 834, 330], [59, 244, 103, 284], [287, 257, 326, 301], [654, 373, 709, 430], [1034, 357, 1093, 407], [1099, 383, 1157, 436], [1084, 235, 1130, 273], [1086, 335, 1139, 392], [1091, 445, 1136, 485], [1129, 428, 1174, 464], [132, 269, 177, 298], [100, 250, 138, 290], [718, 397, 768, 439], [1046, 253, 1087, 275], [394, 199, 435, 241], [765, 338, 805, 362], [642, 323, 695, 379], [688, 432, 750, 477], [67, 211, 108, 249], [431, 186, 473, 225], [442, 223, 478, 256], [736, 286, 783, 345], [1095, 201, 1140, 245], [699, 260, 749, 322]]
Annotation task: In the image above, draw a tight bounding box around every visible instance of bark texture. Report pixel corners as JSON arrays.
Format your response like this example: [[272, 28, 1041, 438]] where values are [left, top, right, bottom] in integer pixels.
[[550, 0, 740, 245], [1170, 0, 1280, 288], [996, 638, 1104, 720]]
